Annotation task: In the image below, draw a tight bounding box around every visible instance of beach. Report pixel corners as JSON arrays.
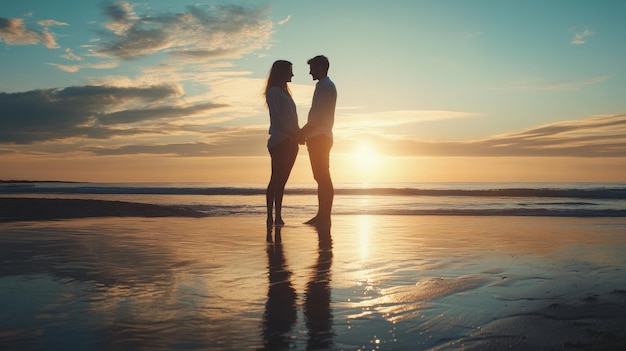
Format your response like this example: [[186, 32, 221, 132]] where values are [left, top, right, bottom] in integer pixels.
[[1, 197, 626, 350]]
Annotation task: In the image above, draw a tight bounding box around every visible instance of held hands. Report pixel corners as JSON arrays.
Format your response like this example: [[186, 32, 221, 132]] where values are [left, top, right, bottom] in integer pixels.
[[295, 129, 306, 145]]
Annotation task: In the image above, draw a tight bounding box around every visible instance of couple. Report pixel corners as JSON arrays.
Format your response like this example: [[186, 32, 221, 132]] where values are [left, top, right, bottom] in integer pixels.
[[265, 55, 337, 228]]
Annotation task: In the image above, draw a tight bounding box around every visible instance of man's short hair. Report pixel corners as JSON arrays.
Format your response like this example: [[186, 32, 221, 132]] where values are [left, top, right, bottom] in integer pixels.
[[307, 55, 329, 74]]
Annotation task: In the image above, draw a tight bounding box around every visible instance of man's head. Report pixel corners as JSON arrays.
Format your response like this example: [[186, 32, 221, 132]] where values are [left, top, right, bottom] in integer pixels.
[[308, 55, 329, 81]]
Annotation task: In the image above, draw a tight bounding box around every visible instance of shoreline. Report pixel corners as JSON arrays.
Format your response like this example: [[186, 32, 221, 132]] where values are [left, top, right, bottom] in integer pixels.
[[2, 197, 626, 222]]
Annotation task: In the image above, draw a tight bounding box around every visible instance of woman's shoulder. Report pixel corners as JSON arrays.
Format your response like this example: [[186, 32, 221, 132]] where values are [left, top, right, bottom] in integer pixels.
[[266, 87, 292, 106], [267, 86, 286, 95]]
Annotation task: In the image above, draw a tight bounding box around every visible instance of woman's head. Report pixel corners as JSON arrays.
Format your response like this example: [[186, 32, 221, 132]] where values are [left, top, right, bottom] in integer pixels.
[[265, 60, 293, 96]]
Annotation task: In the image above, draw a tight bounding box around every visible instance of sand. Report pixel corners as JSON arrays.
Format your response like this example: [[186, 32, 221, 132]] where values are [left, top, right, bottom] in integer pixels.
[[1, 200, 625, 350], [0, 198, 205, 222]]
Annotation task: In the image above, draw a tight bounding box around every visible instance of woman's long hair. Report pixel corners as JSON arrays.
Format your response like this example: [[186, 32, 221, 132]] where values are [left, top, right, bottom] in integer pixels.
[[265, 60, 292, 98]]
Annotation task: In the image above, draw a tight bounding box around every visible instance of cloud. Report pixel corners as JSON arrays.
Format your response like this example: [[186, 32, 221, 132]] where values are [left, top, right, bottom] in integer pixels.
[[100, 102, 226, 125], [384, 114, 626, 157], [278, 15, 292, 25], [0, 17, 59, 48], [0, 85, 228, 144], [61, 48, 83, 61], [97, 2, 273, 60], [37, 20, 69, 27], [87, 142, 219, 156], [103, 1, 137, 35], [48, 60, 120, 73], [85, 126, 268, 157], [337, 109, 480, 134], [571, 29, 593, 45]]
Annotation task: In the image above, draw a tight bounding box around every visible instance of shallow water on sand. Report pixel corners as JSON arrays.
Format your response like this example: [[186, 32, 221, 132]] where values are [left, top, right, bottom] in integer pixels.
[[1, 215, 626, 350]]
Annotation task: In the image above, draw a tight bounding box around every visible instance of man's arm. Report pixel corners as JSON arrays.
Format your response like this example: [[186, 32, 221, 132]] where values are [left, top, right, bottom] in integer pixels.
[[297, 119, 320, 143]]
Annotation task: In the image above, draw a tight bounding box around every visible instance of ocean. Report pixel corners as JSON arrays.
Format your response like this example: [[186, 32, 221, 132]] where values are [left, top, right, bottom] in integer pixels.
[[2, 181, 625, 218]]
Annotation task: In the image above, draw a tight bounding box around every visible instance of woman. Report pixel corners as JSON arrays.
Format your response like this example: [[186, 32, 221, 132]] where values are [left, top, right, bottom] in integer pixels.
[[265, 60, 299, 227]]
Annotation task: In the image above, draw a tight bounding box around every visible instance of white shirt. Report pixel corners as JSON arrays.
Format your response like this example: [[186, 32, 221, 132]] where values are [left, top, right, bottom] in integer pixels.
[[306, 76, 337, 140], [266, 86, 299, 148]]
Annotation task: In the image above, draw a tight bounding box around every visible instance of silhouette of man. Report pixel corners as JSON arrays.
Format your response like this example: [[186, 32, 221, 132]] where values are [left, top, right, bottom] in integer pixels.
[[304, 223, 333, 349], [298, 55, 337, 225]]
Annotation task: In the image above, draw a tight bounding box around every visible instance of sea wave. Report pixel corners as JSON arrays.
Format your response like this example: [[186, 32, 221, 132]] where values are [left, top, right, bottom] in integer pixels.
[[2, 197, 625, 222], [185, 205, 626, 218], [2, 183, 626, 199], [2, 182, 625, 218]]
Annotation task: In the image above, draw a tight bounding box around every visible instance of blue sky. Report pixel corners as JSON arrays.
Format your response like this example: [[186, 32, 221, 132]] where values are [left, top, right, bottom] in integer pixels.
[[1, 0, 625, 182]]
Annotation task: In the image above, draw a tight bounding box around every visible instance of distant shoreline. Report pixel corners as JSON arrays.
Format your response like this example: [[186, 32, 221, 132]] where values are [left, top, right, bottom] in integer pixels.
[[0, 180, 85, 184]]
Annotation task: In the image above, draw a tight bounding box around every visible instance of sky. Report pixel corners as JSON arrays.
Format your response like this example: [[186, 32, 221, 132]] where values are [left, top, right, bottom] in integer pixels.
[[1, 0, 625, 184]]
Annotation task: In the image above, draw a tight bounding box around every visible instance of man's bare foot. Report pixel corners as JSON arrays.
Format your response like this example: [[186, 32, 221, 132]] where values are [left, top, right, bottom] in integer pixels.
[[304, 216, 319, 225], [304, 216, 331, 225]]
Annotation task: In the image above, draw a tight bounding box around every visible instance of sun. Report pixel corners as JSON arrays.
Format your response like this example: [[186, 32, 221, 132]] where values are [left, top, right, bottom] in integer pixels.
[[354, 143, 379, 171], [333, 142, 390, 183]]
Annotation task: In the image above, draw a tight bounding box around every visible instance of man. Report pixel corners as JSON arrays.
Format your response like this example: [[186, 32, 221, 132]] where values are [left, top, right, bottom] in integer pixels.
[[298, 55, 337, 225]]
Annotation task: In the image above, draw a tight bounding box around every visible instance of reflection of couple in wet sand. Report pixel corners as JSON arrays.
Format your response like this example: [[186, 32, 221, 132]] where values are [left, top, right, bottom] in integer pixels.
[[265, 55, 337, 227], [262, 55, 335, 348], [261, 224, 333, 350]]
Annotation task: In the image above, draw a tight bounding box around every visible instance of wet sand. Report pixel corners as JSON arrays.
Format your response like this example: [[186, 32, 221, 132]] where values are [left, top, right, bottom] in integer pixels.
[[1, 209, 625, 350], [0, 198, 205, 222]]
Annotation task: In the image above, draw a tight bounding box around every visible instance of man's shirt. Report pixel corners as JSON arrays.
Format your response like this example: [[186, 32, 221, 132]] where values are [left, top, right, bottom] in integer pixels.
[[306, 76, 337, 139]]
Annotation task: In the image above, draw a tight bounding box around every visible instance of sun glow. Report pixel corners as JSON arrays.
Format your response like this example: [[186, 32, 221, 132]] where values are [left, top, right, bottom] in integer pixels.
[[354, 144, 379, 171], [336, 142, 388, 184]]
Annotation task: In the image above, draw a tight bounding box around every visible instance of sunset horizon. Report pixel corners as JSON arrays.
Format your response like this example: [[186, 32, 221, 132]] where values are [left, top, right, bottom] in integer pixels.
[[2, 1, 625, 183]]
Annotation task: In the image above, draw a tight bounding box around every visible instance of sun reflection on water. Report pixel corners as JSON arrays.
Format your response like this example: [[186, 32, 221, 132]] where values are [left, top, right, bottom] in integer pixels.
[[358, 215, 370, 261]]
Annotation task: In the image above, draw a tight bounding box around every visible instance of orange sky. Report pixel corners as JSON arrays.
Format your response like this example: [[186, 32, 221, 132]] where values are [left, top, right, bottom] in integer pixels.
[[2, 152, 623, 183]]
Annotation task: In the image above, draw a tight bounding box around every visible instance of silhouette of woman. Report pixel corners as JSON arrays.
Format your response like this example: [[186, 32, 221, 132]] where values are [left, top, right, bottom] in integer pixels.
[[265, 60, 299, 227], [260, 226, 297, 350]]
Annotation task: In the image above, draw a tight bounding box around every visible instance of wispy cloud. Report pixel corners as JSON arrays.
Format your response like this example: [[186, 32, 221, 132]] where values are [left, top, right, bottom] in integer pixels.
[[0, 17, 60, 48], [278, 15, 292, 25], [571, 29, 593, 45], [48, 60, 120, 73], [97, 2, 273, 60], [383, 114, 626, 157], [85, 126, 269, 157], [60, 48, 83, 61], [37, 20, 69, 27], [338, 110, 480, 130]]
